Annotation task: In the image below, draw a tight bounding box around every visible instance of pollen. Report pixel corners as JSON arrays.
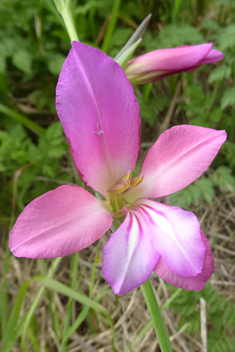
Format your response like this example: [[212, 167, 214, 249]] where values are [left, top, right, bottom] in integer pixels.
[[107, 171, 144, 195]]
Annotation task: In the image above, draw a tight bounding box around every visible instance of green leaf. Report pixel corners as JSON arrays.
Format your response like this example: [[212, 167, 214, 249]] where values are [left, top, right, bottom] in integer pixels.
[[45, 121, 63, 139], [221, 85, 235, 109], [115, 13, 152, 60], [196, 178, 214, 204], [212, 166, 235, 192], [116, 38, 141, 70], [209, 108, 222, 123], [0, 55, 6, 73], [201, 18, 220, 33], [155, 24, 204, 49], [169, 183, 202, 208], [208, 65, 231, 83], [219, 24, 235, 50], [47, 53, 66, 75], [12, 50, 32, 74]]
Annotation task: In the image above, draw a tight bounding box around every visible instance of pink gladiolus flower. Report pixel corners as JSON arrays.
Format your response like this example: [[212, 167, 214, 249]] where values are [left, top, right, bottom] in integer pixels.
[[9, 42, 226, 295], [125, 43, 224, 85]]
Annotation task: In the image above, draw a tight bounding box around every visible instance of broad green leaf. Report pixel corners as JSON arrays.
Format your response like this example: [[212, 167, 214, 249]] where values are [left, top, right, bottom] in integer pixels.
[[221, 85, 235, 109], [47, 54, 66, 75], [212, 166, 235, 192], [196, 178, 214, 204], [208, 65, 231, 83], [219, 24, 235, 50], [12, 50, 32, 74]]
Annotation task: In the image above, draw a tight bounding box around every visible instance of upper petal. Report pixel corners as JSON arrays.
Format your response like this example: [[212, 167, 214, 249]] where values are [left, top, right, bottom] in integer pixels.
[[154, 231, 214, 290], [102, 208, 160, 295], [126, 43, 214, 75], [56, 42, 141, 198], [125, 125, 226, 201], [9, 186, 113, 258], [132, 199, 206, 277], [199, 48, 224, 65]]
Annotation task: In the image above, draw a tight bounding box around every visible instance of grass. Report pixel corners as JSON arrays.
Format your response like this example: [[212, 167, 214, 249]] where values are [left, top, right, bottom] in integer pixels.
[[0, 0, 235, 351]]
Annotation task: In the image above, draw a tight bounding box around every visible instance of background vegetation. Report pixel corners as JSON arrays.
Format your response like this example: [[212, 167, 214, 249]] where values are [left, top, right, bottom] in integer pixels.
[[0, 0, 234, 351]]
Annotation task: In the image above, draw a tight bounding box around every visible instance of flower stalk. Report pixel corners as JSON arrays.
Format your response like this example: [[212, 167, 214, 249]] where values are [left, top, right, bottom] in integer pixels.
[[141, 280, 173, 352], [54, 0, 79, 42]]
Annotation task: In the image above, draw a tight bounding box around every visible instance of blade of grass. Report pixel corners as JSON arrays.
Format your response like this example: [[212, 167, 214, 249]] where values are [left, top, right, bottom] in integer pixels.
[[2, 320, 24, 352], [33, 276, 107, 313], [2, 281, 30, 351], [0, 240, 10, 339], [60, 252, 79, 352], [62, 305, 90, 342], [101, 0, 122, 53], [21, 257, 61, 350], [27, 327, 41, 352], [61, 248, 100, 347], [0, 103, 46, 136]]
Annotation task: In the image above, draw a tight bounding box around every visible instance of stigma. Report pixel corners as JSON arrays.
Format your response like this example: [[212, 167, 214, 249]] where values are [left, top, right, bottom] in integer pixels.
[[107, 171, 144, 195]]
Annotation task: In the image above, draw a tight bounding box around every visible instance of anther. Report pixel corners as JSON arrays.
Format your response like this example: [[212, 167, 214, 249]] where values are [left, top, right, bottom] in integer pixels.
[[129, 175, 144, 188], [107, 179, 130, 195], [114, 171, 132, 185]]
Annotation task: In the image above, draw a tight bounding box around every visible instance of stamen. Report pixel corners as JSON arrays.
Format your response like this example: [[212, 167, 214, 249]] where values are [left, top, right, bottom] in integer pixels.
[[129, 175, 144, 188], [114, 171, 132, 185], [92, 123, 104, 137], [107, 179, 130, 195]]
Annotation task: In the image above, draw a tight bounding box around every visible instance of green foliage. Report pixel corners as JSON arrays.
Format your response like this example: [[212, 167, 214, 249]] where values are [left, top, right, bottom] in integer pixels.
[[0, 0, 235, 351], [218, 24, 235, 51], [222, 142, 235, 169], [138, 95, 170, 125], [12, 50, 32, 74], [212, 166, 235, 192], [155, 24, 204, 48], [221, 86, 235, 109], [170, 166, 235, 208], [168, 283, 235, 352], [0, 122, 68, 214], [208, 65, 231, 83]]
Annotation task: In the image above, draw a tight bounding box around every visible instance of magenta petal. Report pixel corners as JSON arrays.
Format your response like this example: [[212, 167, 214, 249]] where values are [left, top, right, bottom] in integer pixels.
[[199, 49, 224, 65], [126, 125, 226, 201], [9, 186, 113, 258], [102, 209, 159, 295], [154, 231, 214, 290], [126, 43, 213, 74], [56, 42, 141, 197], [133, 199, 206, 277]]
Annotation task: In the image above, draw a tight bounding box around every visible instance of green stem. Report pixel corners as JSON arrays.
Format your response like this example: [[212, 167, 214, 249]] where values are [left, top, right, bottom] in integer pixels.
[[141, 280, 173, 352], [54, 0, 79, 42], [60, 6, 79, 42]]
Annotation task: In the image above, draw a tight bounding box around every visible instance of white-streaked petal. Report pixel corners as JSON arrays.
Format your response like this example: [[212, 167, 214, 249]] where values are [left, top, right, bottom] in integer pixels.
[[102, 208, 159, 295], [132, 199, 206, 277]]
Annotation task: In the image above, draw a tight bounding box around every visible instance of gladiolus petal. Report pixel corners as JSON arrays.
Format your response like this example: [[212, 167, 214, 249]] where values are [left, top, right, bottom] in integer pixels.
[[154, 231, 214, 290], [126, 43, 224, 85], [126, 125, 227, 201], [102, 209, 160, 295], [56, 42, 141, 198], [133, 199, 206, 277], [9, 186, 113, 258]]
